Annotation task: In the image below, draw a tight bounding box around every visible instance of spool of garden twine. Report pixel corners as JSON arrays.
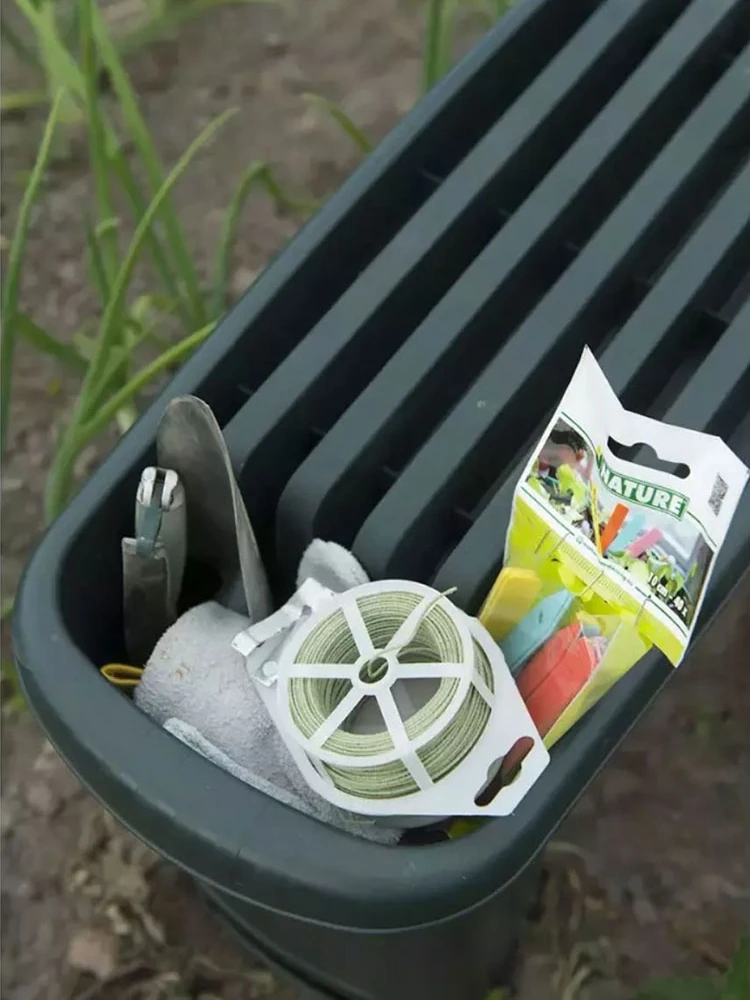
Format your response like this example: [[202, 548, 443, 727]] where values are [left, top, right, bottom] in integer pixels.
[[279, 584, 496, 800]]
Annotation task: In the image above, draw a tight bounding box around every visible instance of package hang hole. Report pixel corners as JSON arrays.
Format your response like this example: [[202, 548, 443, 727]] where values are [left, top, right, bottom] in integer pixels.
[[606, 437, 690, 479], [474, 736, 535, 808]]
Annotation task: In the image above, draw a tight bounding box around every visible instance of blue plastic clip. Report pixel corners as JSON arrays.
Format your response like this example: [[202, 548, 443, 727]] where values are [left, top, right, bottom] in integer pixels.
[[610, 511, 646, 553], [500, 589, 577, 678]]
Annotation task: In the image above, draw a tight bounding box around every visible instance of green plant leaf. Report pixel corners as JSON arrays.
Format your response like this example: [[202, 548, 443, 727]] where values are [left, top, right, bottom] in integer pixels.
[[452, 0, 505, 25], [109, 144, 193, 329], [83, 0, 193, 327], [13, 0, 84, 121], [72, 325, 98, 360], [130, 292, 177, 325], [423, 0, 453, 93], [117, 0, 276, 55], [44, 319, 216, 522], [83, 108, 235, 398], [1, 11, 41, 68], [90, 0, 207, 328], [12, 0, 190, 326], [60, 1, 81, 51], [303, 93, 373, 154], [1, 658, 27, 717], [80, 0, 119, 291], [0, 90, 49, 114], [492, 0, 514, 17], [84, 220, 113, 307], [44, 324, 215, 523], [81, 320, 215, 443], [0, 89, 64, 455], [210, 160, 266, 318], [1, 596, 15, 621], [724, 936, 750, 1000], [44, 112, 234, 517], [256, 162, 318, 214], [632, 975, 722, 1000], [83, 312, 172, 419], [43, 108, 233, 516], [15, 312, 87, 373]]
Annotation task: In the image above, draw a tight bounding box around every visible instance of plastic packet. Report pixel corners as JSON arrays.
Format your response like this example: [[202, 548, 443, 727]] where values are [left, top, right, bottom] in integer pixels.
[[480, 347, 748, 746]]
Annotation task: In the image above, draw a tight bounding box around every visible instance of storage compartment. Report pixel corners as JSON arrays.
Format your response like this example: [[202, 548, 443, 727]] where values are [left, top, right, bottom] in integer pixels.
[[13, 1, 750, 998]]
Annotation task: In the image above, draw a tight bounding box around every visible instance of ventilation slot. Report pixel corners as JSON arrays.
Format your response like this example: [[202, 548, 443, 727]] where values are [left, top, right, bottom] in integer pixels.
[[348, 25, 750, 586], [152, 1, 601, 430], [276, 0, 748, 582], [222, 0, 690, 558]]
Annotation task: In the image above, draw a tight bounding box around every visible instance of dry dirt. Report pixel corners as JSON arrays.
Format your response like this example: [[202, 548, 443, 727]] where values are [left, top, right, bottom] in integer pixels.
[[2, 2, 749, 999]]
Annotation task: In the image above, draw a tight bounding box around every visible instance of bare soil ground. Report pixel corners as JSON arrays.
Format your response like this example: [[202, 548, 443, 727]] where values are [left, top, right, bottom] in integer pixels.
[[2, 3, 749, 998]]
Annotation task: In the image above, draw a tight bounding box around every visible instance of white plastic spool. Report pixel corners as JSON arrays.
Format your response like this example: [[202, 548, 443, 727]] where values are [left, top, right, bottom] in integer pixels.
[[235, 579, 549, 819]]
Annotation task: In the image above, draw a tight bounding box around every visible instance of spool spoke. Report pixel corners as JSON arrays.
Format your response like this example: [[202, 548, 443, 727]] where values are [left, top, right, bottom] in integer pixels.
[[287, 663, 359, 680], [375, 688, 409, 751], [392, 662, 464, 679], [471, 668, 494, 706], [377, 689, 433, 789], [342, 599, 376, 657], [309, 687, 364, 748]]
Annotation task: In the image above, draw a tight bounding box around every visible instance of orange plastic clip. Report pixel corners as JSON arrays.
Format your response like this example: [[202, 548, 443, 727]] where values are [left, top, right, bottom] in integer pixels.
[[600, 503, 629, 554], [516, 623, 600, 736]]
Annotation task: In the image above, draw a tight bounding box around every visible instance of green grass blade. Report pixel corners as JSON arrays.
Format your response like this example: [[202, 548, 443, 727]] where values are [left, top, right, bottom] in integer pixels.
[[81, 322, 216, 442], [15, 312, 87, 373], [80, 0, 119, 288], [109, 147, 193, 330], [78, 108, 236, 412], [0, 90, 49, 113], [725, 936, 750, 1000], [129, 292, 177, 331], [117, 0, 275, 55], [1, 90, 63, 454], [423, 0, 452, 93], [303, 93, 373, 154], [13, 0, 85, 94], [90, 1, 207, 328], [492, 0, 514, 17], [256, 162, 318, 214], [84, 344, 147, 419], [13, 0, 83, 121], [44, 321, 215, 520], [1, 659, 27, 718], [210, 160, 266, 318], [15, 0, 190, 326], [632, 977, 721, 1000], [86, 320, 216, 441], [84, 220, 113, 307], [60, 2, 80, 51], [84, 304, 175, 418], [0, 12, 41, 67], [44, 316, 216, 521]]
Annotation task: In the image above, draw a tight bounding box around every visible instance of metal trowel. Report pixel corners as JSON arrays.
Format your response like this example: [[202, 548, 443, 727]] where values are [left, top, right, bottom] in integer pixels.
[[156, 395, 272, 622]]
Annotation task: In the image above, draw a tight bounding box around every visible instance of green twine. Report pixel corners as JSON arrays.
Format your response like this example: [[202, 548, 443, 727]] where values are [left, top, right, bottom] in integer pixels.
[[288, 590, 494, 800]]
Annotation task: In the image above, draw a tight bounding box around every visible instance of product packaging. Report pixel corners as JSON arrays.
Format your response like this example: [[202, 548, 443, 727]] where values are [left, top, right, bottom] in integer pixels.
[[481, 348, 749, 745]]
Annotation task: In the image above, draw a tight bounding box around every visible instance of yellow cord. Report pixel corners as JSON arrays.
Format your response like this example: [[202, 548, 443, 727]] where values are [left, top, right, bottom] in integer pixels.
[[101, 663, 144, 688]]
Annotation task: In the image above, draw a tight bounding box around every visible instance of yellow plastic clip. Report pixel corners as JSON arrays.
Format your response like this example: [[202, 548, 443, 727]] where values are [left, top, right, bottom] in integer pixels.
[[479, 567, 542, 641], [100, 663, 144, 689]]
